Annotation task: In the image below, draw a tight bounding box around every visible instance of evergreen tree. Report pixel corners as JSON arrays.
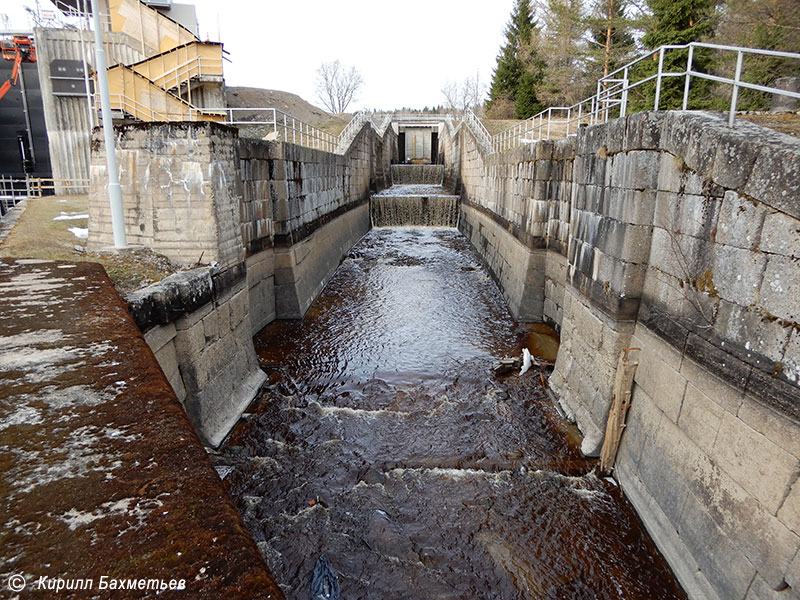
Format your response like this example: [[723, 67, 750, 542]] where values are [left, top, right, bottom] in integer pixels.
[[714, 0, 800, 110], [585, 0, 636, 80], [632, 0, 717, 110], [538, 0, 591, 106], [487, 0, 545, 118]]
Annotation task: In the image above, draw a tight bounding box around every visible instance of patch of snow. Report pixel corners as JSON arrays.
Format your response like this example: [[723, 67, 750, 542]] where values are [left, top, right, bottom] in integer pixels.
[[53, 212, 88, 221], [67, 227, 88, 239]]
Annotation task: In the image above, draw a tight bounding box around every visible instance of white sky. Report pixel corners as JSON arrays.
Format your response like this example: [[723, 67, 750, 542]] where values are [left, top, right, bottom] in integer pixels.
[[2, 1, 513, 111]]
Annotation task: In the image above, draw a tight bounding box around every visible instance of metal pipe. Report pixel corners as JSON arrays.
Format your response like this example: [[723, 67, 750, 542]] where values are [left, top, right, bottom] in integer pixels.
[[621, 67, 629, 117], [729, 50, 744, 127], [80, 0, 95, 128], [682, 45, 694, 110], [654, 47, 665, 110], [92, 0, 126, 248]]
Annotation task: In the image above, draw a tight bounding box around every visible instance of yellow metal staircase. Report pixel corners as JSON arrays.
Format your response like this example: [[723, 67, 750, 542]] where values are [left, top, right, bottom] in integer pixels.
[[102, 0, 226, 122]]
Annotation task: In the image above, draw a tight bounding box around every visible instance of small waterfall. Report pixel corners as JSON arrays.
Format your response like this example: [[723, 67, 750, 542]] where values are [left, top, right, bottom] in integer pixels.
[[391, 165, 445, 186], [371, 193, 459, 227]]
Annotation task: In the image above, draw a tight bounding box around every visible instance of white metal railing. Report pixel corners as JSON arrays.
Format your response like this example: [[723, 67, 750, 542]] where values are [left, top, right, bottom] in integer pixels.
[[337, 110, 370, 152], [491, 41, 800, 153], [196, 107, 341, 152], [462, 109, 493, 154], [108, 93, 172, 121]]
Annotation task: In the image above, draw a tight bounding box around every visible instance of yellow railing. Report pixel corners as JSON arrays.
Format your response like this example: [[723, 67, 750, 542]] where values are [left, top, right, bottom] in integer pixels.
[[127, 41, 223, 92], [105, 65, 224, 122]]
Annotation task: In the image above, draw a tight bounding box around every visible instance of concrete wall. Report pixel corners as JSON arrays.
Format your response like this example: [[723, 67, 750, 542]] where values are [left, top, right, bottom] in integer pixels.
[[445, 110, 800, 600], [238, 123, 397, 319], [34, 27, 145, 192]]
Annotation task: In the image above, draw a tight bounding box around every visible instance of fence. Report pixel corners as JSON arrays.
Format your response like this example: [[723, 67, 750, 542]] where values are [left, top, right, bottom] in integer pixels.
[[489, 41, 800, 153], [0, 176, 90, 212]]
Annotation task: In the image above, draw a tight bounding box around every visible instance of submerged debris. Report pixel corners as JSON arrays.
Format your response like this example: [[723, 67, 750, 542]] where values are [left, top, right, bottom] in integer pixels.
[[492, 357, 522, 375], [310, 555, 340, 600]]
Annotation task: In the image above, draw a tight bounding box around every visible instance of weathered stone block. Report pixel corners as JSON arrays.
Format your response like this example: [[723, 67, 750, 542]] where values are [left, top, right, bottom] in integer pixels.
[[143, 322, 177, 353], [201, 309, 219, 343], [744, 144, 800, 220], [711, 128, 762, 191], [635, 348, 687, 423], [713, 411, 799, 515], [760, 210, 800, 259], [624, 111, 665, 151], [677, 490, 756, 600], [760, 255, 800, 323], [778, 481, 800, 537], [712, 244, 767, 306], [714, 300, 791, 366], [678, 381, 724, 454], [678, 193, 720, 239], [717, 191, 767, 250]]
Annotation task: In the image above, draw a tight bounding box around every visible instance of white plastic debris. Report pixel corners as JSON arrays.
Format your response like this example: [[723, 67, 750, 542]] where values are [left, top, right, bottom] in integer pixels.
[[520, 348, 532, 376]]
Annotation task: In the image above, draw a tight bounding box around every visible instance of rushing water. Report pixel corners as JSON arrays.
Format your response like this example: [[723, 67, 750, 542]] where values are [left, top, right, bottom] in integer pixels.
[[220, 228, 685, 600]]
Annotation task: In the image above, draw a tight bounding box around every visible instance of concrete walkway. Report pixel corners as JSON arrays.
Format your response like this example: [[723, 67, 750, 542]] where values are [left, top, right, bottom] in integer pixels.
[[0, 258, 282, 599]]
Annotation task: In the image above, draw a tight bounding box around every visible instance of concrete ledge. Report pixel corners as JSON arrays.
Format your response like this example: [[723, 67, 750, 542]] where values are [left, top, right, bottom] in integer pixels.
[[0, 259, 282, 598]]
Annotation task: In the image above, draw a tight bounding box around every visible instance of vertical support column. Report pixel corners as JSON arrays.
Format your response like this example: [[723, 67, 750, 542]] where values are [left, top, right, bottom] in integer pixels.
[[654, 47, 665, 111], [682, 45, 695, 110], [621, 67, 629, 117], [729, 50, 744, 127], [92, 0, 127, 249]]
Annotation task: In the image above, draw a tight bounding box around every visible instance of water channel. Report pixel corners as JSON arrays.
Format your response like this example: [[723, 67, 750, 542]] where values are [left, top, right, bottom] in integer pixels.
[[219, 226, 685, 599]]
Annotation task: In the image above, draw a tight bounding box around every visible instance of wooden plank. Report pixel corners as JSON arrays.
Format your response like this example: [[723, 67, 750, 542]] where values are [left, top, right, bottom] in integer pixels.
[[599, 346, 640, 474]]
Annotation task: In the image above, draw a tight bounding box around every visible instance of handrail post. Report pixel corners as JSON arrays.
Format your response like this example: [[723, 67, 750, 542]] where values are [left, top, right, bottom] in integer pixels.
[[546, 108, 552, 139], [621, 67, 629, 117], [729, 50, 744, 127], [682, 45, 695, 110], [654, 47, 665, 110]]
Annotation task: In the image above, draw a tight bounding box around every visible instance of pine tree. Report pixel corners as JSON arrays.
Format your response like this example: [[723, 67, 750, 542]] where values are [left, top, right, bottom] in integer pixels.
[[538, 0, 591, 106], [487, 0, 544, 118], [585, 0, 636, 81], [632, 0, 717, 110]]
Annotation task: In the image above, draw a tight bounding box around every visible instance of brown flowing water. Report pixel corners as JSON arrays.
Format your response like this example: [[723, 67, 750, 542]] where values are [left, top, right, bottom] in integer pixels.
[[219, 227, 685, 600]]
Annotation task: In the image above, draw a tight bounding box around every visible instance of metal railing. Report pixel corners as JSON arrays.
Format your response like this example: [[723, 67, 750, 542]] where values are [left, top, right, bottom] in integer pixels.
[[336, 110, 370, 152], [461, 109, 494, 154], [197, 107, 341, 152], [491, 41, 800, 153], [0, 175, 90, 205], [147, 56, 223, 93]]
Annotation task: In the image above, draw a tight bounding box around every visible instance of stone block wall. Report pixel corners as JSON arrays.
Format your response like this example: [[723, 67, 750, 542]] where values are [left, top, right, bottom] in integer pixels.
[[126, 266, 265, 447], [237, 123, 397, 319], [90, 118, 396, 447], [443, 118, 574, 322], [89, 122, 244, 269], [445, 110, 800, 600]]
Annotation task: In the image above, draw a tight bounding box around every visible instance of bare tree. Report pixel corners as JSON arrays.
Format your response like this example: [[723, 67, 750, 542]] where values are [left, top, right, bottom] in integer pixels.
[[315, 60, 364, 114], [441, 73, 486, 113]]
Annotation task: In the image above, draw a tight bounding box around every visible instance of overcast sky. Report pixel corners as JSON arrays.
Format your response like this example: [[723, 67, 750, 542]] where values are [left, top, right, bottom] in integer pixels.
[[2, 1, 513, 111]]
